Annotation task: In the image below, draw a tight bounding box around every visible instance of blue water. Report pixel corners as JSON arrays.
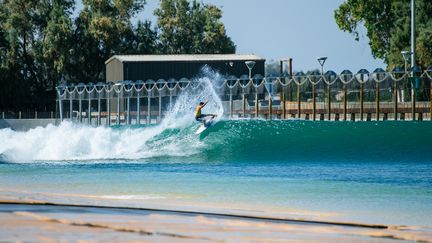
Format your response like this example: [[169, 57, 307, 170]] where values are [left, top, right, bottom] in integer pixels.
[[0, 120, 431, 227]]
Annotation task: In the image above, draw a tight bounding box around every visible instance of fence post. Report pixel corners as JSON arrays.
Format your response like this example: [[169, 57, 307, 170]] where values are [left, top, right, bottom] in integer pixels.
[[70, 96, 73, 120], [127, 96, 130, 125], [411, 85, 416, 121], [255, 92, 259, 118], [117, 94, 120, 125], [1, 111, 4, 119], [242, 92, 246, 118], [278, 64, 285, 119], [136, 93, 140, 125], [19, 111, 21, 119], [229, 91, 233, 118], [35, 111, 38, 119], [360, 82, 364, 121], [394, 79, 398, 120], [79, 97, 82, 123], [107, 96, 111, 126], [88, 96, 91, 125], [412, 84, 416, 121], [376, 81, 380, 121], [288, 58, 293, 102], [297, 82, 301, 118], [268, 95, 272, 120], [282, 89, 286, 119], [343, 84, 347, 121], [288, 83, 292, 102], [51, 111, 53, 119], [158, 94, 162, 122], [312, 84, 316, 120], [327, 82, 331, 120], [97, 96, 101, 126], [147, 92, 151, 124]]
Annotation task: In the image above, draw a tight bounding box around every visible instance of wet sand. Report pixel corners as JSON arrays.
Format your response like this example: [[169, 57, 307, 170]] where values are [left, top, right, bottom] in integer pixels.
[[1, 201, 431, 242]]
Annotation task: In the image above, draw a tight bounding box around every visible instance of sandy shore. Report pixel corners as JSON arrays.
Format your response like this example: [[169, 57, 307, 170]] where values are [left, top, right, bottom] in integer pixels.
[[1, 201, 431, 242]]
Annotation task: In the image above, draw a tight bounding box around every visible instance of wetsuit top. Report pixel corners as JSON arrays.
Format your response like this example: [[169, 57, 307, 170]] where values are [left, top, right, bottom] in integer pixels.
[[194, 105, 201, 118]]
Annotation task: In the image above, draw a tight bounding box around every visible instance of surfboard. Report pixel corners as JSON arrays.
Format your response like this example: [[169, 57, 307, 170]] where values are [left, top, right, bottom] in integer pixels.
[[195, 117, 214, 135]]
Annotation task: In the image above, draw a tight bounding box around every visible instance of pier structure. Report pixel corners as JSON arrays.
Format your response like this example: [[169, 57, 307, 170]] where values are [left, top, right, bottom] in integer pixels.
[[56, 67, 432, 125]]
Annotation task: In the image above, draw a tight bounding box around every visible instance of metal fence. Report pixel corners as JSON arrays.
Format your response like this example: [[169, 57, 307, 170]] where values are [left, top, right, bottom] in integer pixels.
[[56, 67, 432, 125], [0, 111, 55, 120]]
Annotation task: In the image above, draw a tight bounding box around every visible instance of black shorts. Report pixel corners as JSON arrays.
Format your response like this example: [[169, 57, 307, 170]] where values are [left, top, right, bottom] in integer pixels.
[[195, 114, 210, 121]]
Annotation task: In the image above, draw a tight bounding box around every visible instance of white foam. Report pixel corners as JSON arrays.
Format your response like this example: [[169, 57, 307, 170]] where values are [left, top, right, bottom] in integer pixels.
[[0, 68, 224, 163]]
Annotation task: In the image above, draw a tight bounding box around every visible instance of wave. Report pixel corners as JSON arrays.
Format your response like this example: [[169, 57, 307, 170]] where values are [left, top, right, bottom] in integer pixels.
[[1, 119, 432, 163], [0, 121, 201, 162], [1, 68, 431, 164]]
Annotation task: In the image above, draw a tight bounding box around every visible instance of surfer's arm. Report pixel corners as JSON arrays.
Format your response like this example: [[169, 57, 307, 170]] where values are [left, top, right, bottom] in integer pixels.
[[201, 100, 209, 108]]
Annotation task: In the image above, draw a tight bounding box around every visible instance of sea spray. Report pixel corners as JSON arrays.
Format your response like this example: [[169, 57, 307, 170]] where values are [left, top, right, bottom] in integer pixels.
[[162, 65, 225, 126], [0, 122, 190, 161], [0, 68, 225, 163]]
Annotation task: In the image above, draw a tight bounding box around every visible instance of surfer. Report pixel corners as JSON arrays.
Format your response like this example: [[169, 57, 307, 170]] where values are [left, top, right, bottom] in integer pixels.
[[195, 100, 216, 126]]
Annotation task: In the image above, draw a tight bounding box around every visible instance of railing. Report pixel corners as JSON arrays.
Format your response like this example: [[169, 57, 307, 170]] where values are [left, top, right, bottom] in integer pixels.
[[0, 111, 55, 120], [56, 67, 432, 125]]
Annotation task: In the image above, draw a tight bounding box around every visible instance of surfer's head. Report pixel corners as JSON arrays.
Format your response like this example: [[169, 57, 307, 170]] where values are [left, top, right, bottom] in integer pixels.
[[199, 102, 204, 106]]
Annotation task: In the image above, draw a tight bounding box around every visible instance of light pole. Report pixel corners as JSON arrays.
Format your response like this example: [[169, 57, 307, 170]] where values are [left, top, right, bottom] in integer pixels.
[[411, 0, 416, 72], [114, 82, 122, 125], [401, 51, 412, 73], [317, 57, 327, 75], [395, 51, 415, 116], [244, 61, 255, 118], [317, 57, 328, 120], [401, 51, 412, 105], [410, 0, 417, 120], [245, 61, 255, 78]]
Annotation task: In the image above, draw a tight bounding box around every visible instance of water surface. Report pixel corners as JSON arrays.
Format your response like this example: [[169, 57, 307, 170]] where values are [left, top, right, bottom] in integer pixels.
[[1, 120, 431, 227]]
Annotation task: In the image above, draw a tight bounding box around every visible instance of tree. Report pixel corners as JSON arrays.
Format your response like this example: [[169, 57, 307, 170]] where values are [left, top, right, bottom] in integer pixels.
[[154, 0, 235, 54], [0, 0, 237, 110], [134, 20, 158, 54], [0, 0, 73, 108], [43, 0, 74, 88], [120, 20, 158, 55], [69, 0, 146, 82], [334, 0, 432, 69]]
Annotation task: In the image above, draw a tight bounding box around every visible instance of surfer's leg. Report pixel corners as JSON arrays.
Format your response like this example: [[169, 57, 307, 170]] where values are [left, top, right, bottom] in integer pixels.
[[196, 115, 206, 125]]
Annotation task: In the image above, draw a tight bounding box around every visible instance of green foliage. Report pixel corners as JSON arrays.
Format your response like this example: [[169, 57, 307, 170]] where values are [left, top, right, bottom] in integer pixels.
[[265, 60, 281, 77], [0, 0, 235, 110], [154, 0, 235, 54], [43, 0, 74, 86], [0, 0, 69, 110], [129, 20, 158, 54], [334, 0, 432, 69], [68, 0, 146, 82]]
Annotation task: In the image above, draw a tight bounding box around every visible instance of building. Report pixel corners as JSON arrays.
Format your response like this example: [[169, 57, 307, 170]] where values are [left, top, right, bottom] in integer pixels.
[[105, 54, 265, 82]]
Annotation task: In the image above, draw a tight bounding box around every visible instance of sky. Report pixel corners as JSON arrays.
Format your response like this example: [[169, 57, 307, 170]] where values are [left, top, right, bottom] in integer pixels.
[[136, 0, 386, 73]]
